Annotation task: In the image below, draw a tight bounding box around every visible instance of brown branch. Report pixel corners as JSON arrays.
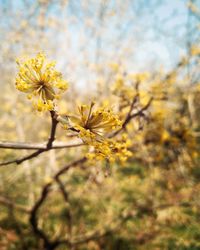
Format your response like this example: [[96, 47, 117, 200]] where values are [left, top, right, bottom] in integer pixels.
[[29, 157, 86, 250], [55, 177, 69, 204], [111, 97, 153, 137], [1, 111, 58, 167], [129, 97, 153, 120], [0, 149, 45, 166], [55, 177, 73, 239], [29, 182, 53, 249], [46, 111, 59, 148], [0, 111, 84, 167], [0, 141, 84, 150], [0, 111, 55, 167]]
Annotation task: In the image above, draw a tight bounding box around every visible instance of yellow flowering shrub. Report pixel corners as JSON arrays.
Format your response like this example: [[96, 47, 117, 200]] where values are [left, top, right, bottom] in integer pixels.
[[1, 1, 200, 250], [15, 57, 133, 163]]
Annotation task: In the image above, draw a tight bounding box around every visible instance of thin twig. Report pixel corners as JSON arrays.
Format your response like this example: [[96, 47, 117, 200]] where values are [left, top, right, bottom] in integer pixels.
[[55, 177, 73, 239], [0, 141, 83, 150], [111, 97, 153, 137]]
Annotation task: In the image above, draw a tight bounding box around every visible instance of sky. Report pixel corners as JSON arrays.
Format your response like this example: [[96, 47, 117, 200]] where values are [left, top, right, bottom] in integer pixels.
[[0, 0, 199, 88]]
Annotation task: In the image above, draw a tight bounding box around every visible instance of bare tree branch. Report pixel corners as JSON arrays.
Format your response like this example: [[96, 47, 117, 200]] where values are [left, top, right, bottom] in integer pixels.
[[0, 141, 83, 150], [0, 111, 84, 167], [55, 177, 73, 240], [29, 157, 86, 250], [111, 97, 153, 137]]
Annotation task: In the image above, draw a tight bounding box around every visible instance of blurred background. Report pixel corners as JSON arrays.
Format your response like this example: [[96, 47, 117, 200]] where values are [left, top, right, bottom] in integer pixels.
[[1, 0, 199, 88], [0, 0, 200, 249]]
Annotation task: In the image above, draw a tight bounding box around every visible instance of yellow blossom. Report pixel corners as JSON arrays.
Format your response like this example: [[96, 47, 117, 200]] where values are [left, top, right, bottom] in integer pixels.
[[58, 102, 132, 162], [15, 52, 68, 111], [58, 102, 122, 144], [86, 135, 132, 163]]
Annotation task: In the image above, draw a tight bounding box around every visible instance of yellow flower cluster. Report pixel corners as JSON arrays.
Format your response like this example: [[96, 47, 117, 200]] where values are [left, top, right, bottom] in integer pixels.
[[58, 102, 121, 141], [87, 134, 132, 163], [15, 52, 68, 111], [58, 102, 131, 162], [15, 53, 132, 164]]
